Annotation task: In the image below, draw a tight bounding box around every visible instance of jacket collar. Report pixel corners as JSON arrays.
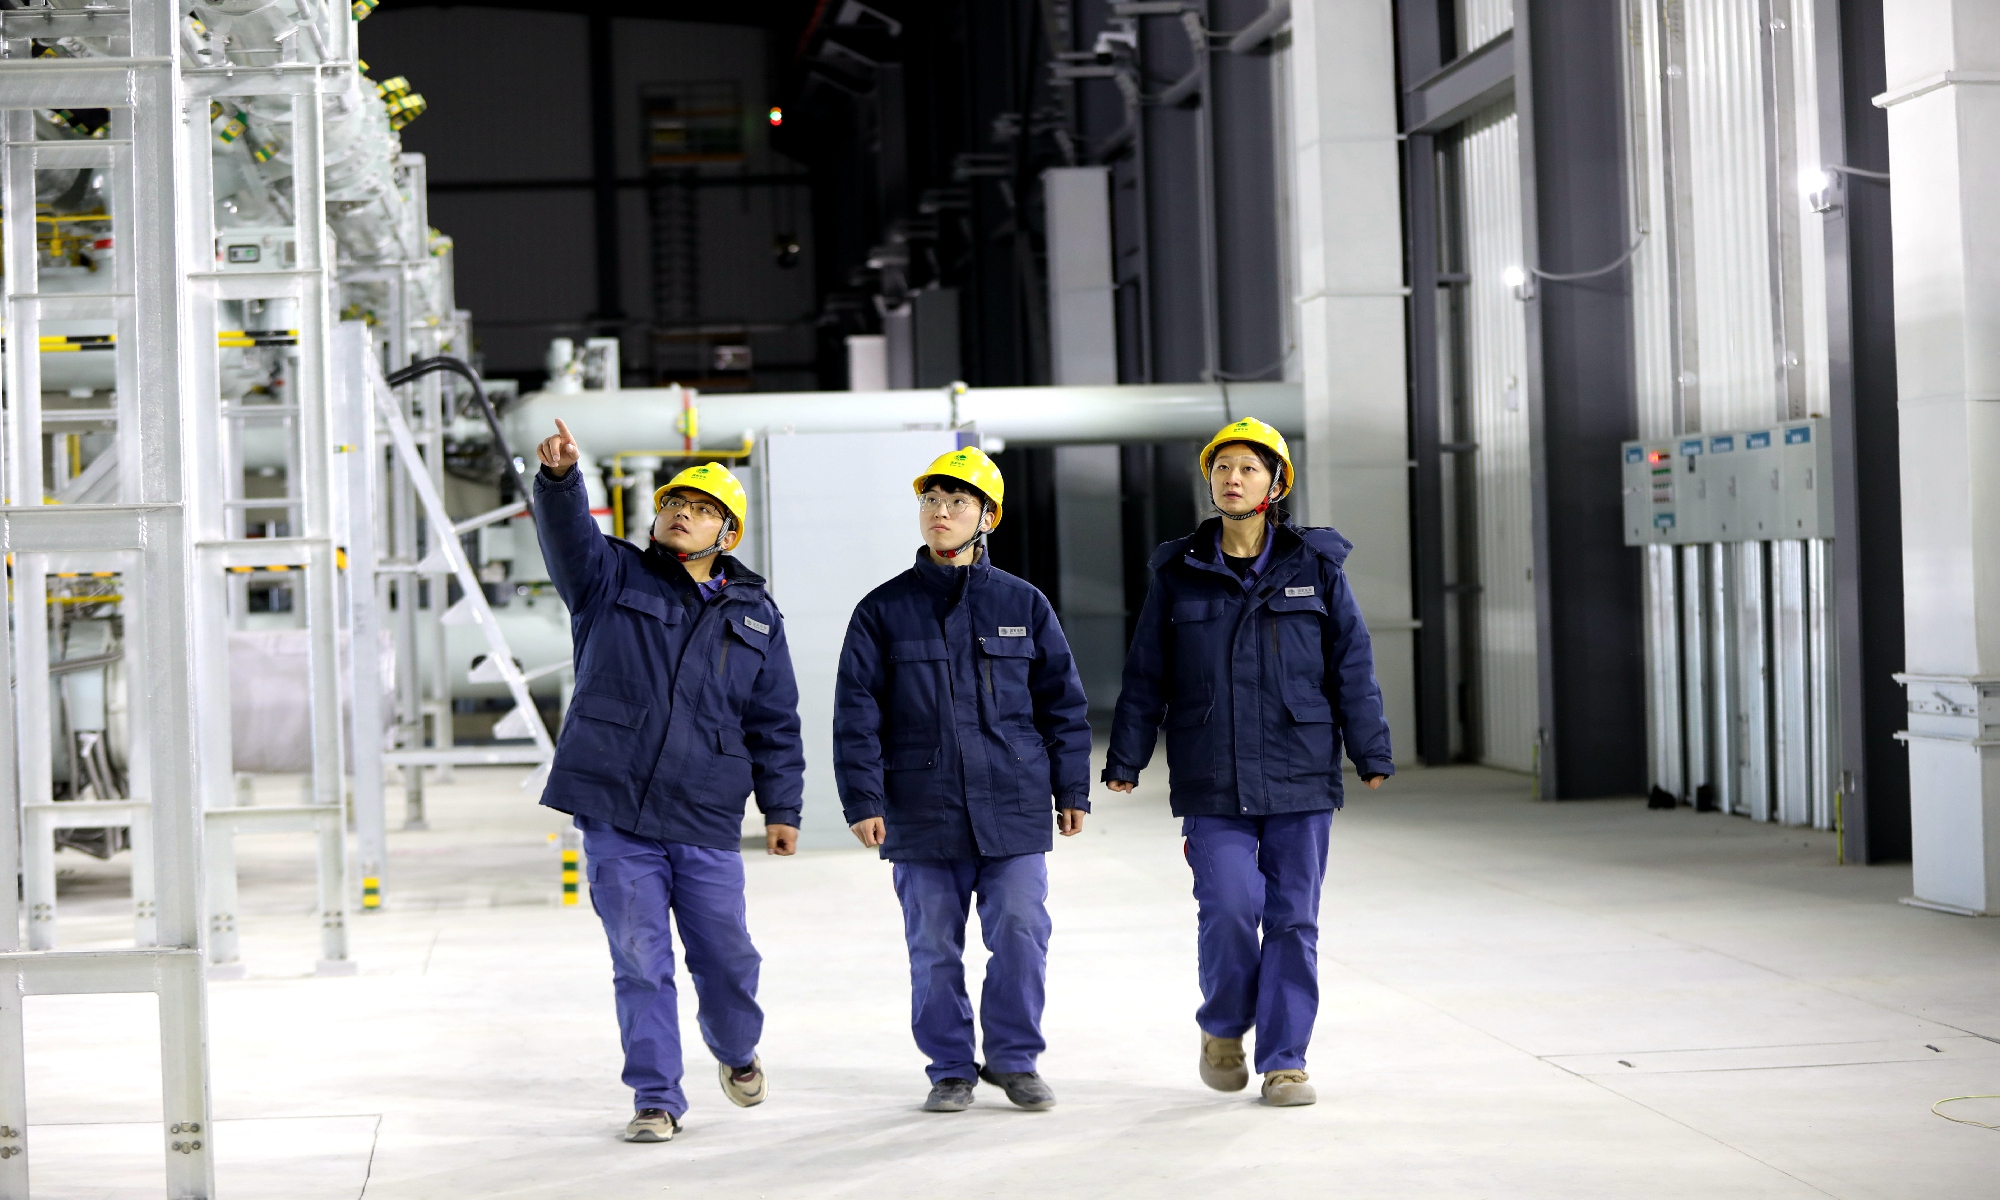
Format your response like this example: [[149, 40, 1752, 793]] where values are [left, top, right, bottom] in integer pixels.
[[1183, 515, 1303, 576], [912, 545, 986, 598], [641, 542, 767, 601]]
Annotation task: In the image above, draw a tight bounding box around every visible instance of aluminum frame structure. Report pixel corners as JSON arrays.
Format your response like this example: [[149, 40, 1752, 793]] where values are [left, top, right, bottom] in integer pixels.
[[0, 4, 219, 1193]]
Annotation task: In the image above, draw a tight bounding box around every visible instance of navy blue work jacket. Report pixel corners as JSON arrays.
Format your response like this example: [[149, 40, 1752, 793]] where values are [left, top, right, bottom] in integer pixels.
[[534, 466, 804, 849], [833, 551, 1093, 862], [1104, 516, 1393, 816]]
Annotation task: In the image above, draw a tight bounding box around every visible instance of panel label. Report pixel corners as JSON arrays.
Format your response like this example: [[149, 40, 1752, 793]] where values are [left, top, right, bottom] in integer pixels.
[[1679, 438, 1703, 456], [1709, 435, 1734, 453], [1653, 512, 1676, 529], [1746, 431, 1772, 449], [1785, 426, 1811, 444], [1625, 445, 1644, 464]]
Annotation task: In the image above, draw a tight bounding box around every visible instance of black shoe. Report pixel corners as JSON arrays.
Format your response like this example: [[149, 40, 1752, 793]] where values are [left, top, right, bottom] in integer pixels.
[[922, 1077, 976, 1112], [977, 1064, 1056, 1110]]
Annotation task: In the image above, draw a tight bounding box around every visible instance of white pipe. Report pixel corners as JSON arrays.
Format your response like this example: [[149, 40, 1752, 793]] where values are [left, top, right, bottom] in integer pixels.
[[500, 382, 1303, 455]]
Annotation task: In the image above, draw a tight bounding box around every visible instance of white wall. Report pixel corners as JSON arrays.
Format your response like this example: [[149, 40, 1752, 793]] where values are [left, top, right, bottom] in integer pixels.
[[759, 429, 959, 848], [1286, 0, 1415, 764]]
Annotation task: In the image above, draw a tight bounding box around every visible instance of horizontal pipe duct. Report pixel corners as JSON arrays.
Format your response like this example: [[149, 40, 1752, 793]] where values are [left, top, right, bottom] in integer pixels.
[[501, 382, 1304, 456]]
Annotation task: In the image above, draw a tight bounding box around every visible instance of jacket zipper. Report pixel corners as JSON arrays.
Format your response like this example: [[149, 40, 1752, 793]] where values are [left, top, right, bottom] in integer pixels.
[[982, 657, 993, 695], [718, 632, 731, 675]]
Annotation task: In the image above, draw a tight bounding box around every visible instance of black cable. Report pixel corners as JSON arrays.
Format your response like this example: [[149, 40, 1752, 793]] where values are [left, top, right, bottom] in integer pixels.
[[384, 355, 538, 527]]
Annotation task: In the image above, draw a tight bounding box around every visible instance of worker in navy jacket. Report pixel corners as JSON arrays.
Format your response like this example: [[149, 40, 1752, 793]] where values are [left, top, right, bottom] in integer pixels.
[[832, 446, 1093, 1115], [1104, 418, 1393, 1109], [534, 419, 804, 1144]]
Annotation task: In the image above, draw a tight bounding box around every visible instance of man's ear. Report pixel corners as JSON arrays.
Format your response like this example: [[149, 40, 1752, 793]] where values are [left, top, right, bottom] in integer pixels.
[[721, 522, 743, 551], [980, 507, 995, 534]]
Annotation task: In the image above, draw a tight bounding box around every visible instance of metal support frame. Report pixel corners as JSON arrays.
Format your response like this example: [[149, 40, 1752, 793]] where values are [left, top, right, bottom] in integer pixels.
[[369, 358, 554, 777], [0, 7, 220, 1191]]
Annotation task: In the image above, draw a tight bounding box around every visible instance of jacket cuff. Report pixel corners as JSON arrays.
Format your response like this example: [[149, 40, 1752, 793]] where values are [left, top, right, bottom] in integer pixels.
[[761, 807, 802, 829], [841, 800, 885, 825], [1058, 792, 1092, 813], [1100, 765, 1139, 785], [1356, 759, 1395, 780], [537, 464, 581, 489]]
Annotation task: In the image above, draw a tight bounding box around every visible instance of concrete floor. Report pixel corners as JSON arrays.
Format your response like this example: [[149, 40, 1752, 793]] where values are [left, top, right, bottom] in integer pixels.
[[29, 761, 2000, 1198]]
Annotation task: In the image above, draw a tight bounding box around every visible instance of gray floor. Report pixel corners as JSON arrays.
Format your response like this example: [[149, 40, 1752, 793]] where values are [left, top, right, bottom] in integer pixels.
[[28, 762, 2000, 1198]]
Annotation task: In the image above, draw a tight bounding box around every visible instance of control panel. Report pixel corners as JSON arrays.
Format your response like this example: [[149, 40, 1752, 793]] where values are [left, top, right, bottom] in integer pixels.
[[1622, 417, 1833, 546]]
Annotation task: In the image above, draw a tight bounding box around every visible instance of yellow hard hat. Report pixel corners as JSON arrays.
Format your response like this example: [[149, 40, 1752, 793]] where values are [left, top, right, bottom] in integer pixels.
[[912, 445, 1005, 531], [1199, 417, 1294, 500], [653, 462, 748, 528]]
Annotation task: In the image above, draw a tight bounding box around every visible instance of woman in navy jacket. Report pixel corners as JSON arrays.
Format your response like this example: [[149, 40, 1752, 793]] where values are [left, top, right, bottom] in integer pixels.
[[833, 447, 1093, 1114], [534, 421, 805, 1144], [1104, 418, 1392, 1108]]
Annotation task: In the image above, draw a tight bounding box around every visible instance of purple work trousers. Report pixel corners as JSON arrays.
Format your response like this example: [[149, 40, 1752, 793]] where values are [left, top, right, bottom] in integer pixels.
[[1183, 810, 1332, 1073], [577, 815, 762, 1118], [892, 853, 1051, 1084]]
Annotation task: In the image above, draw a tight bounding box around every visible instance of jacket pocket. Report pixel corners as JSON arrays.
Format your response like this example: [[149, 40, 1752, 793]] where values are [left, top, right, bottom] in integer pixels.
[[1170, 599, 1224, 624], [701, 725, 755, 804], [1284, 695, 1336, 778], [882, 743, 941, 811], [886, 743, 939, 770], [616, 587, 681, 625], [1163, 702, 1214, 784], [977, 634, 1035, 705], [726, 615, 772, 653], [555, 691, 649, 783], [888, 639, 949, 663]]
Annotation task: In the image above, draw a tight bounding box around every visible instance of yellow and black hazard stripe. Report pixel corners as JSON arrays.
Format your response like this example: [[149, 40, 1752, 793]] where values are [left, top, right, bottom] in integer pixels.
[[225, 549, 350, 573], [28, 331, 300, 351], [217, 329, 300, 348], [53, 571, 117, 579], [39, 334, 112, 352]]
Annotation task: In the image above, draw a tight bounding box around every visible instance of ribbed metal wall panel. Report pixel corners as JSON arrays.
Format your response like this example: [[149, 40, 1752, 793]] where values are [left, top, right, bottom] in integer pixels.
[[1623, 0, 1676, 441], [1456, 102, 1537, 774], [1456, 0, 1513, 56], [1787, 0, 1831, 419], [1684, 0, 1781, 430]]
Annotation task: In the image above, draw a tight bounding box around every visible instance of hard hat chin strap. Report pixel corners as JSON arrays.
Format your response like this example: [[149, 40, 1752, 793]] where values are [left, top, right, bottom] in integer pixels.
[[658, 517, 736, 563], [1216, 482, 1282, 521], [935, 507, 993, 559]]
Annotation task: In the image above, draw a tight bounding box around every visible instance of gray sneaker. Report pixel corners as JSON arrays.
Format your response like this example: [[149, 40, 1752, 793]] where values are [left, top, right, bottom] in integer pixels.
[[624, 1108, 679, 1142], [1199, 1031, 1249, 1092], [922, 1077, 976, 1112], [1261, 1069, 1316, 1107], [719, 1055, 767, 1107], [978, 1065, 1056, 1110]]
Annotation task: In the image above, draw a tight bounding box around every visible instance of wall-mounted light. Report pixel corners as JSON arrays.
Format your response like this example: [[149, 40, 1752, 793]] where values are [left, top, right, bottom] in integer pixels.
[[1502, 264, 1535, 301]]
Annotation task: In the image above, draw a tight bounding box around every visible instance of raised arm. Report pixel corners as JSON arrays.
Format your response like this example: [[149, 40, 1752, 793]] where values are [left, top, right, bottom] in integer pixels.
[[532, 417, 615, 613]]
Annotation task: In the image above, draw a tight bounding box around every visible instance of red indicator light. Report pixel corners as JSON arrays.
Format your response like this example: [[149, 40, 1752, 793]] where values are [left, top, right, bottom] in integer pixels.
[[1647, 451, 1667, 463], [768, 107, 783, 127]]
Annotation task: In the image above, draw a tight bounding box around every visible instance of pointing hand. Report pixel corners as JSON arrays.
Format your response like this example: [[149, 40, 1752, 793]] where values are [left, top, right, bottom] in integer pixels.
[[536, 418, 580, 477]]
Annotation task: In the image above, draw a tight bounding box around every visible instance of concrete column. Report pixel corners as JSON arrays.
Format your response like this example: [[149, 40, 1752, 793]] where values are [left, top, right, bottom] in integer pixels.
[[1880, 0, 2000, 914], [1285, 0, 1414, 758]]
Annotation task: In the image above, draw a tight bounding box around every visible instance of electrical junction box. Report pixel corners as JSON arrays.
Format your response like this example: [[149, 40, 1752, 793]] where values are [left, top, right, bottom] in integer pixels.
[[215, 226, 298, 272], [1622, 440, 1679, 545], [1621, 417, 1831, 546]]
